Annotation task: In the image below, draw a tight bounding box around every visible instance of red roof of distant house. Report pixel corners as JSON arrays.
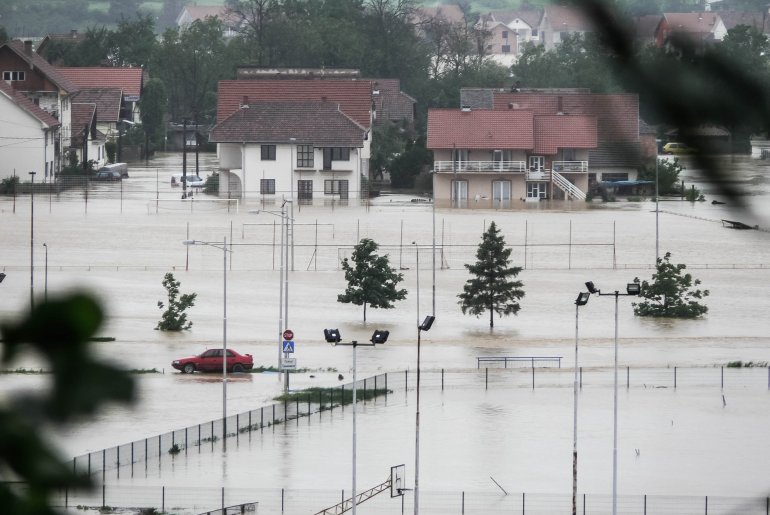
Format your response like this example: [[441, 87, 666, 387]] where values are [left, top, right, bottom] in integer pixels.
[[427, 109, 534, 149], [71, 89, 122, 122], [3, 40, 79, 94], [533, 115, 597, 154], [57, 67, 143, 99], [217, 80, 373, 128], [0, 80, 61, 127], [663, 12, 720, 37], [542, 4, 595, 31], [210, 101, 366, 146]]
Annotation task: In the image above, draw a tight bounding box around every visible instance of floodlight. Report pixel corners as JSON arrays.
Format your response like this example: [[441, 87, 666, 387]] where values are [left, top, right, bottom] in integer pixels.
[[585, 281, 599, 294], [575, 292, 590, 306], [324, 328, 341, 343], [419, 315, 435, 331], [371, 330, 389, 344], [626, 282, 641, 295]]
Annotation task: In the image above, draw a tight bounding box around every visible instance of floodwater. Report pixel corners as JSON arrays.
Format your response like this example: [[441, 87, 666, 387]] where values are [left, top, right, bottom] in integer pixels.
[[1, 153, 770, 511]]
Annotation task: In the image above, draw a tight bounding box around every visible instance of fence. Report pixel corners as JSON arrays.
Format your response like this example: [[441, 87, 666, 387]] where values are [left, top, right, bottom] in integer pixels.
[[67, 366, 770, 483], [35, 484, 770, 514]]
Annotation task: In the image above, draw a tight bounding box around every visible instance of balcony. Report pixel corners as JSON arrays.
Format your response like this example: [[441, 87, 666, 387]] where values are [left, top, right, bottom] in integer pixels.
[[552, 161, 588, 173], [433, 161, 527, 173]]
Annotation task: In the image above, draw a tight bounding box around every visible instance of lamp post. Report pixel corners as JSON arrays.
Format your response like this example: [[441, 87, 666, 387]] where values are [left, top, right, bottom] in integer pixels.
[[183, 238, 231, 439], [584, 281, 640, 515], [413, 314, 434, 515], [324, 328, 389, 515], [29, 171, 36, 311], [572, 291, 591, 515], [43, 243, 48, 302], [252, 201, 293, 391], [655, 156, 660, 263]]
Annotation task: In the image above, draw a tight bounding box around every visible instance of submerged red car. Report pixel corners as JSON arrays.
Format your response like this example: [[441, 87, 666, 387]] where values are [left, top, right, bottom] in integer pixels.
[[172, 348, 254, 374]]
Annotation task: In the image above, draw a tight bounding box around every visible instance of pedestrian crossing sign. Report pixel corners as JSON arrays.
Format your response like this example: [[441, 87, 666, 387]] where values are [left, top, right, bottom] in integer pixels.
[[283, 340, 295, 353]]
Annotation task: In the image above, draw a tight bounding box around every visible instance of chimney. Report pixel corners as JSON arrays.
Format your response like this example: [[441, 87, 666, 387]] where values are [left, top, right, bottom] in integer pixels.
[[240, 96, 249, 108], [321, 96, 328, 102], [24, 40, 33, 55], [70, 29, 78, 38], [557, 95, 563, 114], [461, 105, 471, 112]]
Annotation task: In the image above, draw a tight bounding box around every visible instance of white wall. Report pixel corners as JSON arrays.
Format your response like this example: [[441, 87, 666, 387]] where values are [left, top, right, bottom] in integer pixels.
[[0, 93, 56, 182]]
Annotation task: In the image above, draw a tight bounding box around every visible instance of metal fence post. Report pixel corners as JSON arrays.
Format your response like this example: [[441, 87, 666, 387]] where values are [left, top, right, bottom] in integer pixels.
[[721, 367, 724, 390], [675, 367, 678, 389], [282, 488, 285, 513], [162, 486, 165, 513], [522, 492, 525, 514], [627, 366, 630, 389], [462, 491, 465, 514], [532, 367, 535, 389], [442, 369, 444, 391], [485, 368, 489, 390]]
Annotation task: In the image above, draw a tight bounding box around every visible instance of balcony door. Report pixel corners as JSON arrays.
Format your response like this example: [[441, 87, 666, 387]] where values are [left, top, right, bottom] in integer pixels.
[[529, 155, 545, 171], [452, 149, 469, 171], [493, 150, 512, 171]]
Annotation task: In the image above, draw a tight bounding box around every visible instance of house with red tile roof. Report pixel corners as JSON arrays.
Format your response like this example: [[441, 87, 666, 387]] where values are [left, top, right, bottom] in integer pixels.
[[209, 101, 368, 200], [537, 4, 595, 51], [657, 12, 727, 49], [478, 8, 543, 65], [56, 67, 144, 126], [428, 89, 642, 206], [36, 30, 87, 65], [70, 102, 107, 170], [0, 39, 79, 179], [213, 77, 375, 201], [0, 80, 61, 182], [176, 5, 241, 38]]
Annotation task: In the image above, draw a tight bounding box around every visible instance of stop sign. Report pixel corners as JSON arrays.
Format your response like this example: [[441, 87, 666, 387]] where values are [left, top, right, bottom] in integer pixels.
[[283, 329, 294, 340]]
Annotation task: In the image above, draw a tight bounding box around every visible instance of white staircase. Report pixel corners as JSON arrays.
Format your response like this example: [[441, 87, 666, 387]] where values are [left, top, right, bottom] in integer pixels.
[[552, 171, 586, 200]]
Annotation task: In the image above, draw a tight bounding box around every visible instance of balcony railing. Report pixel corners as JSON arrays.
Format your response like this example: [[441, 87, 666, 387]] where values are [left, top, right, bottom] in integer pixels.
[[433, 161, 527, 173], [552, 161, 588, 172]]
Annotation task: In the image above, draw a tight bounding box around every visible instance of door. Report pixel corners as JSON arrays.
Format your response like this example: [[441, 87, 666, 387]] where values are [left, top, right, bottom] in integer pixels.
[[199, 349, 223, 372], [493, 150, 512, 171], [527, 182, 549, 199], [529, 155, 545, 171], [451, 179, 468, 208], [452, 149, 469, 171], [492, 180, 511, 208]]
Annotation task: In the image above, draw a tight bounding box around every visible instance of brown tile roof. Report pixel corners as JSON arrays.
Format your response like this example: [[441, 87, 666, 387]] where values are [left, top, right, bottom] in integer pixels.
[[209, 101, 367, 146], [492, 92, 639, 142], [663, 12, 720, 36], [217, 79, 373, 128], [533, 115, 597, 154], [0, 80, 61, 127], [70, 103, 97, 146], [486, 8, 542, 28], [633, 15, 663, 40], [57, 67, 143, 98], [3, 40, 79, 94], [427, 108, 534, 150], [368, 78, 415, 124], [71, 89, 123, 122]]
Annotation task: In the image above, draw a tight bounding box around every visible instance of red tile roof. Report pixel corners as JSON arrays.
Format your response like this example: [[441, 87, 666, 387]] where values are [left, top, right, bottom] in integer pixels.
[[492, 92, 639, 142], [0, 80, 61, 127], [533, 115, 597, 153], [57, 67, 143, 98], [217, 80, 373, 129], [542, 4, 595, 31], [3, 40, 79, 94], [209, 101, 366, 146], [71, 89, 122, 122], [663, 12, 720, 36], [427, 109, 534, 149]]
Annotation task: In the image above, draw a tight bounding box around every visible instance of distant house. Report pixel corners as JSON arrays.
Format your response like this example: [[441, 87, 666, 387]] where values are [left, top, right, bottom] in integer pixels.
[[0, 39, 79, 179], [428, 89, 642, 207], [0, 80, 61, 182], [478, 8, 542, 65], [657, 12, 727, 49], [56, 67, 144, 126], [36, 30, 87, 65], [632, 15, 664, 47], [212, 76, 374, 201], [176, 5, 240, 38], [70, 102, 106, 169], [538, 4, 595, 51]]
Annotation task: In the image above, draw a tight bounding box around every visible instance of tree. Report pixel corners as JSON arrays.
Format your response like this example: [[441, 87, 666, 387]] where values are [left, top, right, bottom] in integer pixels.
[[458, 222, 524, 328], [139, 78, 168, 155], [156, 273, 197, 330], [0, 294, 135, 513], [638, 156, 684, 195], [337, 238, 407, 321], [632, 252, 709, 318]]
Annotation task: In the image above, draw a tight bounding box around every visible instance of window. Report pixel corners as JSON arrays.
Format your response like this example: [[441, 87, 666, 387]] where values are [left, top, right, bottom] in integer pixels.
[[297, 145, 313, 167], [3, 71, 25, 81], [322, 147, 350, 170], [260, 144, 276, 160], [562, 148, 576, 161], [502, 45, 511, 53], [502, 30, 508, 39], [324, 179, 349, 198], [297, 180, 313, 200], [260, 179, 275, 194]]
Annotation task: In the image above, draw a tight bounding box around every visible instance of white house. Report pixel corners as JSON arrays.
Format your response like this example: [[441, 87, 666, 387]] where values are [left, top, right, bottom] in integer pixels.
[[0, 80, 60, 182], [209, 101, 369, 202]]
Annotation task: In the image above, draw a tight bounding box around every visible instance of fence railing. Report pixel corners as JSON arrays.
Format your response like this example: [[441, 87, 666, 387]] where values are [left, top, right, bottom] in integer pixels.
[[477, 356, 563, 368], [36, 484, 770, 515]]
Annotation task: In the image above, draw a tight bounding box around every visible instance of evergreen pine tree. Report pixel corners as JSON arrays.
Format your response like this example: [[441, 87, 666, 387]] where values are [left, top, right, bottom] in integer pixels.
[[458, 222, 525, 328], [633, 252, 709, 318], [338, 238, 407, 321]]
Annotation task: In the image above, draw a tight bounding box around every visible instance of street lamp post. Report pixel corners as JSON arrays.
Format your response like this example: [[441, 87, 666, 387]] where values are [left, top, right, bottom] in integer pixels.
[[324, 328, 389, 515], [43, 243, 48, 302], [572, 291, 591, 515], [183, 238, 231, 439], [584, 281, 640, 515], [252, 201, 293, 391], [413, 314, 434, 515], [30, 171, 36, 310], [655, 156, 660, 263]]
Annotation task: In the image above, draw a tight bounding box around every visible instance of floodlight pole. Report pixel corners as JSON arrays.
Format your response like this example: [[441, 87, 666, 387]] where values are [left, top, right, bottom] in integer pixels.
[[655, 156, 660, 263], [413, 315, 434, 515], [29, 171, 36, 311], [43, 243, 48, 302], [572, 291, 590, 515]]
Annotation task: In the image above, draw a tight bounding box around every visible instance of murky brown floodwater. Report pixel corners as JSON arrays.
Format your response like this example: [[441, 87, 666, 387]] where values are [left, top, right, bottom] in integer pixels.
[[1, 153, 769, 512]]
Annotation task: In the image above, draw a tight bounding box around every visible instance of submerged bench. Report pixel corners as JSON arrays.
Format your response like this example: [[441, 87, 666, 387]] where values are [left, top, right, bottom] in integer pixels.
[[476, 356, 563, 368]]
